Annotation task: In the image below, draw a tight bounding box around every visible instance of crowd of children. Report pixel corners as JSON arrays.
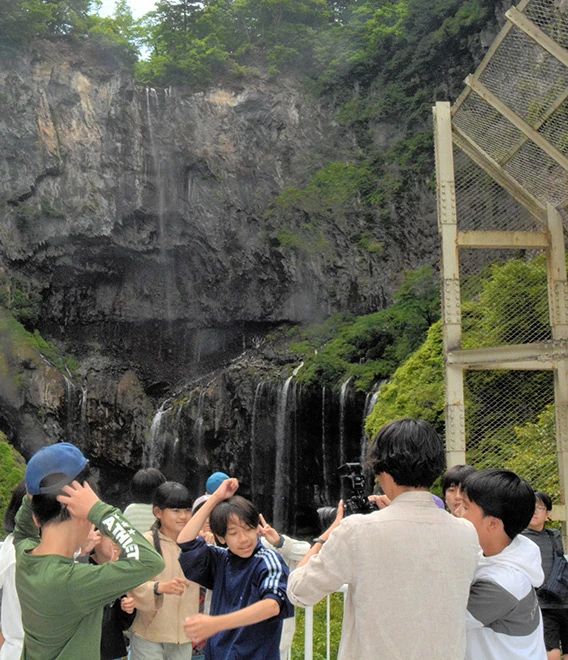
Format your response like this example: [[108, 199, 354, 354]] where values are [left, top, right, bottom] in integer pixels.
[[0, 419, 566, 659]]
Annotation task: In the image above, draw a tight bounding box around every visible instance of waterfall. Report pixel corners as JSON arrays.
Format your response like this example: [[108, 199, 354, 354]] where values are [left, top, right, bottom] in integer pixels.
[[172, 401, 185, 456], [145, 86, 173, 324], [359, 383, 380, 463], [273, 376, 293, 530], [321, 386, 330, 503], [80, 385, 88, 436], [62, 374, 75, 439], [144, 400, 170, 468], [250, 381, 264, 502], [194, 391, 207, 464], [339, 376, 352, 466]]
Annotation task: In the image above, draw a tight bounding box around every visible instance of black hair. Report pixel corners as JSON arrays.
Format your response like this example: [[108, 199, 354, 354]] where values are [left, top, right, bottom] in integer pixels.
[[209, 495, 259, 539], [152, 481, 192, 510], [4, 481, 26, 534], [442, 464, 477, 495], [31, 466, 92, 527], [130, 467, 166, 504], [461, 468, 535, 540], [151, 481, 192, 555], [367, 418, 445, 488], [534, 491, 552, 511]]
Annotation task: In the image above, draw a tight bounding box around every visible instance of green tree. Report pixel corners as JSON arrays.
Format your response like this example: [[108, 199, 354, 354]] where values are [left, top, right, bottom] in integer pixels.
[[365, 320, 445, 437], [291, 266, 440, 391], [0, 433, 25, 539], [87, 0, 141, 63]]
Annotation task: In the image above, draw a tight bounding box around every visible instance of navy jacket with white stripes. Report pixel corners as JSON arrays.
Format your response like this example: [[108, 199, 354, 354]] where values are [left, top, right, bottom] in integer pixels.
[[178, 536, 293, 659]]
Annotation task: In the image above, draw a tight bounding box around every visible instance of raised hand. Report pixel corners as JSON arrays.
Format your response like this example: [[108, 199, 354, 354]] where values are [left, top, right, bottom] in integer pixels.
[[213, 477, 239, 501], [120, 596, 135, 614], [56, 481, 100, 520], [323, 499, 345, 540], [258, 514, 281, 546]]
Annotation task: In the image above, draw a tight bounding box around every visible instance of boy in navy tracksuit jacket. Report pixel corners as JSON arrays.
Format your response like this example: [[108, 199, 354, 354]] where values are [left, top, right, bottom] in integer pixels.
[[177, 478, 293, 659]]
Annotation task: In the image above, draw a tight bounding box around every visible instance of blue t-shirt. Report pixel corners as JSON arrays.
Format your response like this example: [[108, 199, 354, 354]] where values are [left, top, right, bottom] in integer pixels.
[[178, 537, 293, 660]]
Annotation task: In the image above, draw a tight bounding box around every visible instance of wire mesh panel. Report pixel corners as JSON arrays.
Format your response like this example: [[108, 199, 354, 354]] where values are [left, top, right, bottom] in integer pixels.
[[505, 139, 568, 207], [436, 0, 568, 513], [459, 248, 551, 348], [539, 99, 568, 156], [465, 370, 558, 497], [453, 146, 541, 231], [453, 91, 524, 163], [451, 0, 568, 211], [525, 0, 568, 50], [479, 25, 568, 128]]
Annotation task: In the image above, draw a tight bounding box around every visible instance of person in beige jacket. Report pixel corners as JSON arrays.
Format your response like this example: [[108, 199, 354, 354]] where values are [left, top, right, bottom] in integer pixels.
[[288, 419, 480, 660], [129, 482, 200, 660]]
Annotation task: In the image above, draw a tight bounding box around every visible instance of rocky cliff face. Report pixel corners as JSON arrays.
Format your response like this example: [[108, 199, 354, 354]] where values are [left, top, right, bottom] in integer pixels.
[[0, 38, 439, 523], [0, 40, 431, 387]]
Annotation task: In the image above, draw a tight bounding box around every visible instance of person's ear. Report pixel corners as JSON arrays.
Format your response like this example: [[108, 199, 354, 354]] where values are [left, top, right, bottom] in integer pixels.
[[31, 513, 41, 530], [487, 516, 504, 534], [153, 506, 162, 521], [217, 535, 226, 545]]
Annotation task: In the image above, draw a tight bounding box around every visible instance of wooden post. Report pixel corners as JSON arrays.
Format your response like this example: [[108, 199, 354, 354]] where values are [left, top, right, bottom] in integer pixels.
[[434, 102, 466, 466], [547, 204, 568, 538]]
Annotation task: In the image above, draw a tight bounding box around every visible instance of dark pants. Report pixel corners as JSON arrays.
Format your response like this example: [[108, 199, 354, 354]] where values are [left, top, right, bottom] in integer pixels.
[[542, 608, 568, 652]]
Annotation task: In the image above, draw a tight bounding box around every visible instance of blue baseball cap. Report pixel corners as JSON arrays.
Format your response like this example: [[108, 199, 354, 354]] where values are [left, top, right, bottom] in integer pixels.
[[205, 471, 229, 494], [26, 443, 89, 495]]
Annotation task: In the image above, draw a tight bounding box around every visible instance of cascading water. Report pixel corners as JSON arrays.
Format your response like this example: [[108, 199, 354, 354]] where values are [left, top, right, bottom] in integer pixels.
[[80, 385, 88, 437], [339, 376, 352, 466], [144, 400, 170, 468], [273, 375, 293, 530], [62, 373, 75, 439], [250, 381, 264, 503], [172, 401, 185, 455], [272, 364, 303, 531], [360, 382, 383, 463], [321, 385, 330, 503], [194, 391, 207, 465], [145, 86, 174, 325]]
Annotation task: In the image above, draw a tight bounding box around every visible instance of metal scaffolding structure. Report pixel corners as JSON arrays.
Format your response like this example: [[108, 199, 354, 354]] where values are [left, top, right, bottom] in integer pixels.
[[434, 0, 568, 523]]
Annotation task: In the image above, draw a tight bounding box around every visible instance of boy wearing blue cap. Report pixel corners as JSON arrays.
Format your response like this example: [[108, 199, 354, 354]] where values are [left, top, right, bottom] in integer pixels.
[[14, 442, 164, 660]]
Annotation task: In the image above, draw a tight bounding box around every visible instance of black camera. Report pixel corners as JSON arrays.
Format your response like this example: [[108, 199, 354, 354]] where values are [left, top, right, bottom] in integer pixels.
[[317, 462, 376, 530], [339, 462, 377, 516]]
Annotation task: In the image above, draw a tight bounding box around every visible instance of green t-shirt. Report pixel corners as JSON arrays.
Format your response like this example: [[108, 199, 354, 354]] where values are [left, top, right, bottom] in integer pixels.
[[14, 498, 165, 660]]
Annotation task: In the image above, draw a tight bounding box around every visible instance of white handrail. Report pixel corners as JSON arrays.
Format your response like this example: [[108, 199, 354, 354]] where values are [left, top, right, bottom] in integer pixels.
[[302, 585, 347, 660]]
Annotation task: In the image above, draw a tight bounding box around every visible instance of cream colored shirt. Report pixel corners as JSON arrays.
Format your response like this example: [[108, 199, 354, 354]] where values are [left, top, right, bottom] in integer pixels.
[[129, 530, 200, 644], [288, 491, 480, 660]]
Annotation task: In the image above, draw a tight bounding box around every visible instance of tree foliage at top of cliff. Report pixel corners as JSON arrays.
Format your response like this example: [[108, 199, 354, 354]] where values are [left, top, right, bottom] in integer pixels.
[[0, 0, 140, 64], [136, 0, 331, 84], [132, 0, 499, 99]]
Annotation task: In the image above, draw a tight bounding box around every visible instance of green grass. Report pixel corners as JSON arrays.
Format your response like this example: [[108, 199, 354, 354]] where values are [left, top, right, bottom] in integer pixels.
[[292, 592, 344, 659]]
